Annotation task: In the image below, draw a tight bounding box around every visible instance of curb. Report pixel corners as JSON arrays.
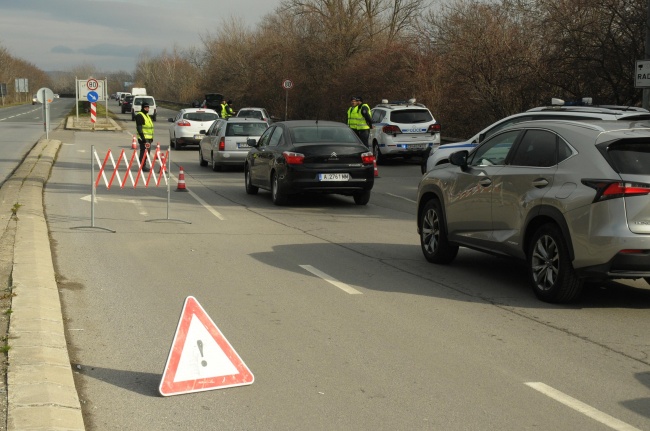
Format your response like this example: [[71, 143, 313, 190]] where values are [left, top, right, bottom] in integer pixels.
[[6, 139, 85, 430]]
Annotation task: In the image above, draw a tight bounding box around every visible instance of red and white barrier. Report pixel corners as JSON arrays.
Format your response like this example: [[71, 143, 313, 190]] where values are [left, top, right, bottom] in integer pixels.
[[94, 144, 168, 189], [90, 102, 96, 124]]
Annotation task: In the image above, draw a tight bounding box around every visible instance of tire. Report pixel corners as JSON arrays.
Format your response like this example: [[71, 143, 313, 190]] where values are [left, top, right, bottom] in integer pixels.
[[211, 153, 222, 172], [271, 171, 287, 205], [131, 113, 135, 121], [373, 141, 383, 165], [245, 164, 258, 195], [419, 198, 458, 264], [152, 114, 157, 122], [528, 223, 583, 303], [198, 148, 207, 167], [171, 136, 177, 150], [421, 147, 432, 175], [353, 190, 371, 205]]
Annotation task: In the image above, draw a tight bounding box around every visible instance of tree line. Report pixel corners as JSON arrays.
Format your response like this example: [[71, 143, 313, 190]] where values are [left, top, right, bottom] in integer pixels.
[[0, 0, 645, 139]]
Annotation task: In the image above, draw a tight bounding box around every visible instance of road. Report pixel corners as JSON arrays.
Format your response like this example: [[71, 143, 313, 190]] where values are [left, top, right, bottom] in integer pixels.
[[37, 102, 650, 430]]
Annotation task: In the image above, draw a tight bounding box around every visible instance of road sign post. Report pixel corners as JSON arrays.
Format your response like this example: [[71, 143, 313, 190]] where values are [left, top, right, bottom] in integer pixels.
[[282, 79, 293, 120]]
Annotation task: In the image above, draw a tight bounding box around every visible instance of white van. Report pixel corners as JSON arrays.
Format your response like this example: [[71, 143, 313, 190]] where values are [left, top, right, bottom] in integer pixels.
[[131, 95, 157, 121]]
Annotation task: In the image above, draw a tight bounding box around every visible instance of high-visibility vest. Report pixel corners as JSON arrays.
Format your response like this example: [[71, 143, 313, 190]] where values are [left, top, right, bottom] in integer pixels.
[[137, 112, 154, 139], [221, 102, 233, 119], [348, 104, 371, 130]]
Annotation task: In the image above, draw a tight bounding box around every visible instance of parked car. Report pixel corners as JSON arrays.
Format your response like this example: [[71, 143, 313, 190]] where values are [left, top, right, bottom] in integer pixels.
[[199, 117, 268, 171], [417, 119, 650, 303], [369, 98, 441, 164], [244, 120, 375, 205], [422, 99, 650, 173], [131, 96, 157, 121], [168, 108, 219, 150], [236, 107, 272, 124], [202, 93, 224, 111], [121, 95, 134, 114]]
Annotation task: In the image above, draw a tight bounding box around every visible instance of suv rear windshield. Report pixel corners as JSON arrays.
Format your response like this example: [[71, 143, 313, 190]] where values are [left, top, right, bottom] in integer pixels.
[[605, 140, 650, 175], [134, 97, 154, 106], [390, 109, 433, 124], [238, 110, 264, 120]]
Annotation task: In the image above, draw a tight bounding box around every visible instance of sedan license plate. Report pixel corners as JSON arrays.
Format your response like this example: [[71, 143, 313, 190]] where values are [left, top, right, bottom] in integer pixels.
[[237, 142, 249, 149], [194, 134, 204, 140], [318, 173, 349, 181]]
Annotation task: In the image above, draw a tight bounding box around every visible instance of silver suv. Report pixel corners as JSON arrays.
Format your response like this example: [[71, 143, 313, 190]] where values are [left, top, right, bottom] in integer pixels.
[[422, 102, 650, 173], [417, 119, 650, 303], [369, 99, 440, 164]]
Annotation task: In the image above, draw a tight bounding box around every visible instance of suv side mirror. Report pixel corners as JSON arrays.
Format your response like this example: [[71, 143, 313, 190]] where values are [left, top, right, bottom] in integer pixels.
[[449, 150, 469, 169]]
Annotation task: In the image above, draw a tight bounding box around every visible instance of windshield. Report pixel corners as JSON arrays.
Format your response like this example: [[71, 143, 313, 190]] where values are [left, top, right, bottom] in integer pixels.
[[226, 122, 268, 136], [390, 109, 433, 124], [184, 112, 218, 122]]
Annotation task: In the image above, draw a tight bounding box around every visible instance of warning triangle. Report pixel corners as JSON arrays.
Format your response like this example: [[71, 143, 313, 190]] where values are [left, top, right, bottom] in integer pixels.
[[159, 296, 254, 396]]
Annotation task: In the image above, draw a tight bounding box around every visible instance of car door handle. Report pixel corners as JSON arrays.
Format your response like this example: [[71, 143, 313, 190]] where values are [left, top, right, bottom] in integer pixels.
[[532, 178, 549, 188], [479, 178, 492, 187]]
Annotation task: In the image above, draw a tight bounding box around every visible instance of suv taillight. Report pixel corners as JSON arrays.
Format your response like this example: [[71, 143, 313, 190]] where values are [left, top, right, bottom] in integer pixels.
[[218, 137, 225, 151], [427, 123, 441, 134], [382, 125, 401, 135], [582, 180, 650, 202]]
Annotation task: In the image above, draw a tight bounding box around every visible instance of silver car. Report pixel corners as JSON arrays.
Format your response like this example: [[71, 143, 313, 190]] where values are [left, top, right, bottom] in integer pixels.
[[199, 118, 269, 171], [417, 119, 650, 303]]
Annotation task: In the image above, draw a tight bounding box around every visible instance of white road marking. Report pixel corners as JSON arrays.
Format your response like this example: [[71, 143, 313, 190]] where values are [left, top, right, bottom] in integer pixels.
[[169, 173, 225, 220], [386, 193, 416, 203], [80, 195, 148, 215], [525, 382, 641, 431], [299, 265, 362, 295]]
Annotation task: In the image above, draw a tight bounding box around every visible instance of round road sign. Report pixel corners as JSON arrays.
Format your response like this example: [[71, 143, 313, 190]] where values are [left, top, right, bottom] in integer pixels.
[[36, 87, 54, 104], [87, 79, 99, 91], [282, 79, 293, 90], [87, 91, 99, 103]]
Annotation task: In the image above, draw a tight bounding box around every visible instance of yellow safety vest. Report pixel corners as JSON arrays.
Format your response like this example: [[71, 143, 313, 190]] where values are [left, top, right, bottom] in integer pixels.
[[348, 104, 371, 130], [137, 112, 154, 139], [221, 102, 233, 119]]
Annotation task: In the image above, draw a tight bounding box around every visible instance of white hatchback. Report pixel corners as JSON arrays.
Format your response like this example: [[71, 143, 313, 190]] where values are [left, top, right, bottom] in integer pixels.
[[168, 108, 220, 150]]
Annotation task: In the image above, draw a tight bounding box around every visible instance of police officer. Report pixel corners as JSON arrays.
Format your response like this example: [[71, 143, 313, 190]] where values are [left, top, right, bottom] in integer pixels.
[[347, 96, 372, 147], [221, 99, 235, 119], [136, 102, 154, 171]]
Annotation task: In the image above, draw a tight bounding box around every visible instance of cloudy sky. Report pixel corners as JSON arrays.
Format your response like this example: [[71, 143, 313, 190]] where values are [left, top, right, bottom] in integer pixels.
[[0, 0, 281, 73]]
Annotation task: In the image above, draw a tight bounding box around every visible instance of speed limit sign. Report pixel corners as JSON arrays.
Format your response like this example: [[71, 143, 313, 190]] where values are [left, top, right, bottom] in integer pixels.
[[87, 79, 99, 91], [282, 79, 293, 90]]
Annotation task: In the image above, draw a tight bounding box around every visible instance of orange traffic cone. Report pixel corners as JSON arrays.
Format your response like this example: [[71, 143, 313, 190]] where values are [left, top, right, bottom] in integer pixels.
[[176, 166, 187, 191], [373, 159, 379, 177], [131, 135, 138, 149]]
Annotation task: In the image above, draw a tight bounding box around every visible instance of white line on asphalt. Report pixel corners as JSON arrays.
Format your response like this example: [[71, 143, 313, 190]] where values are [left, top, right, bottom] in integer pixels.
[[299, 265, 362, 295], [386, 193, 416, 203], [525, 382, 641, 431], [169, 174, 225, 220], [80, 195, 148, 216]]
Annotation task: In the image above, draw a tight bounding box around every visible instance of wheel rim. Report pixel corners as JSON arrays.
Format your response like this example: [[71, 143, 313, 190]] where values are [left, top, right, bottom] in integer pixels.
[[531, 234, 559, 291], [421, 207, 440, 255]]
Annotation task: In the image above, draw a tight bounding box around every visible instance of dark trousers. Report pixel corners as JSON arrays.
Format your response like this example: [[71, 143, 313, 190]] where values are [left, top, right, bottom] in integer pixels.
[[357, 129, 370, 148], [139, 139, 153, 169]]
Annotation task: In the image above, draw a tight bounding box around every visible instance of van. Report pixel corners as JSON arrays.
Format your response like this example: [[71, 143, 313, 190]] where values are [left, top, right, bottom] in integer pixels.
[[131, 87, 147, 96], [131, 95, 157, 121]]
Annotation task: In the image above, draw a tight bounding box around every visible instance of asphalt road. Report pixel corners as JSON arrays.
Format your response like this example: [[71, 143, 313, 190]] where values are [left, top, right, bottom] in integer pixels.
[[39, 102, 650, 430]]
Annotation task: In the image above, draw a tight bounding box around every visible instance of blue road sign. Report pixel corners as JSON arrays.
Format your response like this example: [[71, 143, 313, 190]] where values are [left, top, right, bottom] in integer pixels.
[[87, 91, 99, 102]]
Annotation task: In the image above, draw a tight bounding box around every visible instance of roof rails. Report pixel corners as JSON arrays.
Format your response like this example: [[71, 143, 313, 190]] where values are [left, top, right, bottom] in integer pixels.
[[376, 98, 426, 108]]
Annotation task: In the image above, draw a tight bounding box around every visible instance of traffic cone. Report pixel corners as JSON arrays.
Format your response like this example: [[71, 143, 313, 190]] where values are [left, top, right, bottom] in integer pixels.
[[176, 166, 187, 191], [373, 159, 379, 177], [131, 135, 138, 149]]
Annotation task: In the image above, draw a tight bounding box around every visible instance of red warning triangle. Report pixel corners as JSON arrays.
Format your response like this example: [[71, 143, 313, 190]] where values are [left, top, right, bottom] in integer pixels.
[[159, 296, 254, 396]]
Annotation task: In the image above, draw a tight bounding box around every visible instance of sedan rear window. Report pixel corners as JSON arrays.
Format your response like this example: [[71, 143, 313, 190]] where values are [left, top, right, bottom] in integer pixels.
[[226, 123, 268, 136], [606, 140, 650, 175], [290, 126, 358, 144], [390, 109, 433, 124]]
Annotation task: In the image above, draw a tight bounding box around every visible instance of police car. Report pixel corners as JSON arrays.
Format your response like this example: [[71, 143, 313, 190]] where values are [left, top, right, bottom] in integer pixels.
[[369, 99, 441, 164]]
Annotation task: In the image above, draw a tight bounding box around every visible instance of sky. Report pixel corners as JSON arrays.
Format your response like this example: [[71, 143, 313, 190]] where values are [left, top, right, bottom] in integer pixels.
[[0, 0, 281, 73]]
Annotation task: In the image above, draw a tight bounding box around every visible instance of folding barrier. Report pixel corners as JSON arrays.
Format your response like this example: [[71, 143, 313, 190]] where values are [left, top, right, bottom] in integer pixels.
[[74, 141, 190, 232]]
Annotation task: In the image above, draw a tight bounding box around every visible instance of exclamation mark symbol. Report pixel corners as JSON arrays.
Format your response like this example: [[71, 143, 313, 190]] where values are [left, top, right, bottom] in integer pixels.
[[197, 340, 207, 367]]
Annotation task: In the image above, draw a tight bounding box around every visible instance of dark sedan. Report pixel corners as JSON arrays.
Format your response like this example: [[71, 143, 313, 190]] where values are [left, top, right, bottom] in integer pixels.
[[121, 95, 134, 114], [244, 120, 375, 205]]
